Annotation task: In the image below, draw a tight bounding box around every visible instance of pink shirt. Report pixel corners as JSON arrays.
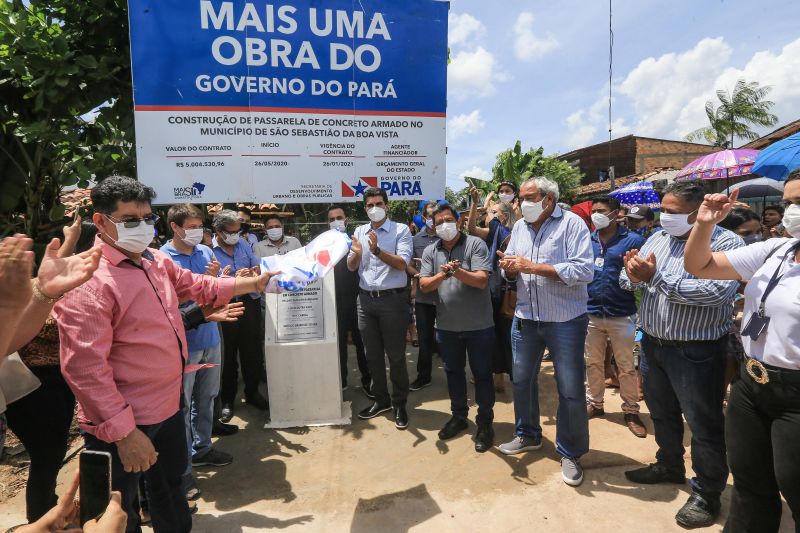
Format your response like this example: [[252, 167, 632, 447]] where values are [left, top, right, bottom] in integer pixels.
[[54, 236, 235, 443]]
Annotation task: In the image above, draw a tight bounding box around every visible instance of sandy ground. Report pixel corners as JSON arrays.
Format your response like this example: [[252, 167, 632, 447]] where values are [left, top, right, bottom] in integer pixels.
[[1, 347, 795, 532]]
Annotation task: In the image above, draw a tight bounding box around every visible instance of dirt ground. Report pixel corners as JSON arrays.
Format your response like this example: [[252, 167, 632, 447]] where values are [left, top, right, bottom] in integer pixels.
[[1, 347, 795, 532]]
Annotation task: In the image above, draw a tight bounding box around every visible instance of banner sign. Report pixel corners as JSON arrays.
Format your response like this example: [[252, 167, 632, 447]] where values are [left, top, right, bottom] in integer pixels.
[[128, 0, 449, 204]]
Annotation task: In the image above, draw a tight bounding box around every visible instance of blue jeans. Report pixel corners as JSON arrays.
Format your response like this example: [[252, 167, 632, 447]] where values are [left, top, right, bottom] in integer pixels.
[[641, 335, 728, 495], [435, 327, 495, 424], [511, 314, 589, 459], [183, 343, 222, 474]]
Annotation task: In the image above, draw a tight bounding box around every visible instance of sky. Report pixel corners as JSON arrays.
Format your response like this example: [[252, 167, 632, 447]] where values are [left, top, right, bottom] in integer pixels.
[[444, 0, 800, 190]]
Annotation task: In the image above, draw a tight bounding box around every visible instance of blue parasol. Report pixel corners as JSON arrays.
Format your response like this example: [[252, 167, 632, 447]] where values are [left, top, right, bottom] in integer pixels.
[[609, 181, 661, 211], [751, 132, 800, 181]]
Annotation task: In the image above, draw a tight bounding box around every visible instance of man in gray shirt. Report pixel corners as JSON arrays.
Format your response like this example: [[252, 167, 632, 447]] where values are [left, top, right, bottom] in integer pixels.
[[408, 201, 439, 391], [419, 203, 496, 452]]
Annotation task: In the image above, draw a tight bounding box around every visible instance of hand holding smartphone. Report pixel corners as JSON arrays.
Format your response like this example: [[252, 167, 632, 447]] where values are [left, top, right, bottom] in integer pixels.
[[80, 450, 112, 526]]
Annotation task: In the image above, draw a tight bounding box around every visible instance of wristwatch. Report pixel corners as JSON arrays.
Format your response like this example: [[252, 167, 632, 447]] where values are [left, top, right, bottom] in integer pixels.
[[372, 246, 382, 256]]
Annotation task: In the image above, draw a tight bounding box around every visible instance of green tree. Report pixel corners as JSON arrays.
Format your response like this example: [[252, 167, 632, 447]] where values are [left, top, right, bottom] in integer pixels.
[[0, 0, 133, 238], [686, 79, 778, 148], [460, 141, 583, 203]]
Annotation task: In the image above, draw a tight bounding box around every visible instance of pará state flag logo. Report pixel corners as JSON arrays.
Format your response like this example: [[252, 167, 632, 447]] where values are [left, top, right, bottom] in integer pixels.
[[341, 177, 378, 197]]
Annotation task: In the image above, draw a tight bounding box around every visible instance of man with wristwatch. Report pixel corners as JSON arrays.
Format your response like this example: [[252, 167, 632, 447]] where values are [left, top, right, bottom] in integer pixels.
[[347, 187, 414, 429]]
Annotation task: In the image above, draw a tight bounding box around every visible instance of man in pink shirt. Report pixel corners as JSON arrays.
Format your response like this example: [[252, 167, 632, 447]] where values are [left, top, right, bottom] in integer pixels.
[[54, 177, 275, 533]]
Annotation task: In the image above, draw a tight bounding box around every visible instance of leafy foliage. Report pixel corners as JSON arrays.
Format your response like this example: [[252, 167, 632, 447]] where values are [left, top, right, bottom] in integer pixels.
[[686, 79, 779, 148], [460, 140, 584, 203], [0, 0, 133, 238]]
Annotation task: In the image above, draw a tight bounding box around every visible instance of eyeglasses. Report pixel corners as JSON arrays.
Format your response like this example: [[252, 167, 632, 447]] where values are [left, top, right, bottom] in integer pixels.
[[105, 213, 160, 228]]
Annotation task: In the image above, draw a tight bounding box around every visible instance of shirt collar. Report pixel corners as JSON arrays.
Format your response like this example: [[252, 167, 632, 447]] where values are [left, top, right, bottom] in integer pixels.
[[591, 225, 629, 242], [436, 232, 465, 250], [162, 240, 198, 257], [264, 238, 285, 248], [373, 218, 393, 232]]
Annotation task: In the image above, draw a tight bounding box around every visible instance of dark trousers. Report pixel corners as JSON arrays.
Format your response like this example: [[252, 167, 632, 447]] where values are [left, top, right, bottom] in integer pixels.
[[357, 291, 409, 407], [5, 365, 75, 522], [84, 410, 190, 533], [337, 305, 370, 386], [724, 365, 800, 532], [491, 296, 513, 378], [220, 295, 262, 403], [436, 327, 496, 424], [414, 302, 437, 381], [641, 335, 728, 495]]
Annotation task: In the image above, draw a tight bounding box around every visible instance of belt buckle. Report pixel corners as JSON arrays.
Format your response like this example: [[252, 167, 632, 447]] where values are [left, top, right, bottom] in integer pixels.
[[370, 289, 380, 298], [746, 359, 770, 385]]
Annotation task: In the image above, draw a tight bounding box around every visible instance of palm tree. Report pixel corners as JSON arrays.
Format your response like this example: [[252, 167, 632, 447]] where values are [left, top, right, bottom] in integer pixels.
[[686, 79, 778, 148]]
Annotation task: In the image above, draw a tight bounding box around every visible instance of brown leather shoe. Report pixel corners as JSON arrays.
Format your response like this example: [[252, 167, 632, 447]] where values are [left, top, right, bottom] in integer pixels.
[[625, 413, 647, 438], [587, 403, 605, 419]]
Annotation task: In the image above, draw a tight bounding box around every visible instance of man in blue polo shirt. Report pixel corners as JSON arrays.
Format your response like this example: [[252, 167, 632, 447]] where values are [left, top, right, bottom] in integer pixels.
[[161, 203, 236, 502], [584, 195, 647, 438]]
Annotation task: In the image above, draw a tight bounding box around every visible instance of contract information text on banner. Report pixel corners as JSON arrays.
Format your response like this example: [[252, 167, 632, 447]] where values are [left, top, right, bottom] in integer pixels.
[[127, 0, 449, 204]]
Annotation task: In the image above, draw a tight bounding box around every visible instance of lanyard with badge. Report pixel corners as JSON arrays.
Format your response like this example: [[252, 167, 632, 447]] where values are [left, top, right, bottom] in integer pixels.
[[741, 242, 800, 341]]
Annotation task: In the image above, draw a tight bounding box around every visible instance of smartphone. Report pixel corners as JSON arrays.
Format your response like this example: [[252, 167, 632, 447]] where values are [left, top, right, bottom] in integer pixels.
[[80, 450, 112, 526]]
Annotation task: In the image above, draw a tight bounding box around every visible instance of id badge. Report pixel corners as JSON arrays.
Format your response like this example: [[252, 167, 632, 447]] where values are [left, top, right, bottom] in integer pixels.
[[594, 257, 605, 270], [741, 312, 770, 341]]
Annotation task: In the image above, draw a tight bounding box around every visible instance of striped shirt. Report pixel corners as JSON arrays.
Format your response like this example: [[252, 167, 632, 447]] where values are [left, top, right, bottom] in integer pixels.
[[619, 226, 743, 341], [504, 206, 594, 322]]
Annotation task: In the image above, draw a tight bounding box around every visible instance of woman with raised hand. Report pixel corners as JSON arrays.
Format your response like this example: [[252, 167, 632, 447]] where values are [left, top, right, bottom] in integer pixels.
[[685, 170, 800, 532]]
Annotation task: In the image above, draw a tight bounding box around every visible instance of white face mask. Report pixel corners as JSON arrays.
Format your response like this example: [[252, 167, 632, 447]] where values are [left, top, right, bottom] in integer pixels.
[[329, 220, 346, 232], [659, 211, 696, 237], [222, 231, 240, 245], [425, 218, 434, 230], [591, 212, 612, 230], [106, 217, 153, 254], [266, 228, 283, 241], [521, 199, 545, 223], [179, 228, 204, 247], [782, 204, 800, 238], [498, 192, 515, 204], [435, 221, 459, 241], [367, 206, 386, 222]]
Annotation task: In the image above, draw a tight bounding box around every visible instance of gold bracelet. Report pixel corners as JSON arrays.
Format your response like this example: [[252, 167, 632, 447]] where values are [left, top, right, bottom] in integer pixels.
[[32, 279, 63, 304]]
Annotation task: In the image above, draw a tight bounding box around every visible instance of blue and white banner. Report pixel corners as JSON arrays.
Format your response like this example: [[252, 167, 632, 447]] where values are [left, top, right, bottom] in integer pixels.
[[128, 0, 448, 204]]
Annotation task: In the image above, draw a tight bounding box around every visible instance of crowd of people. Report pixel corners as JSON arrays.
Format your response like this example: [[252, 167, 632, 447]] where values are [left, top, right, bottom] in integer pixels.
[[1, 171, 798, 532]]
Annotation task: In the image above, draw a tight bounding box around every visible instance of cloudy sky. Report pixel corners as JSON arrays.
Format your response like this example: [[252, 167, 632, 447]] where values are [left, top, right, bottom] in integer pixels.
[[444, 0, 800, 189]]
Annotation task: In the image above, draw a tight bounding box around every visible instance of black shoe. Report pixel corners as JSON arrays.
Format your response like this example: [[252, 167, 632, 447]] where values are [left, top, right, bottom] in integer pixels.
[[474, 423, 494, 453], [245, 393, 269, 411], [409, 377, 431, 391], [212, 421, 239, 437], [362, 381, 375, 400], [358, 402, 391, 419], [192, 448, 233, 467], [438, 416, 468, 440], [394, 406, 409, 430], [675, 492, 720, 529], [182, 474, 201, 501], [624, 463, 685, 485], [220, 402, 234, 423]]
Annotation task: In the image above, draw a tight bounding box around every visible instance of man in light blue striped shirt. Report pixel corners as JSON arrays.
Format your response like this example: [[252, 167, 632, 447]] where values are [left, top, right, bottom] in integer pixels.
[[620, 181, 743, 528], [496, 177, 594, 488]]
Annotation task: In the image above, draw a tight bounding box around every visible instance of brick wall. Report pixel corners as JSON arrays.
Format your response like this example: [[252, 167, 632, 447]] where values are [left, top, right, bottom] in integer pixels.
[[635, 138, 718, 174]]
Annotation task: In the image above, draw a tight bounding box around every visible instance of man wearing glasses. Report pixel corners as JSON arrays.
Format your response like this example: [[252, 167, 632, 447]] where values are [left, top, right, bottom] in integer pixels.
[[211, 209, 270, 423], [56, 177, 276, 532]]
